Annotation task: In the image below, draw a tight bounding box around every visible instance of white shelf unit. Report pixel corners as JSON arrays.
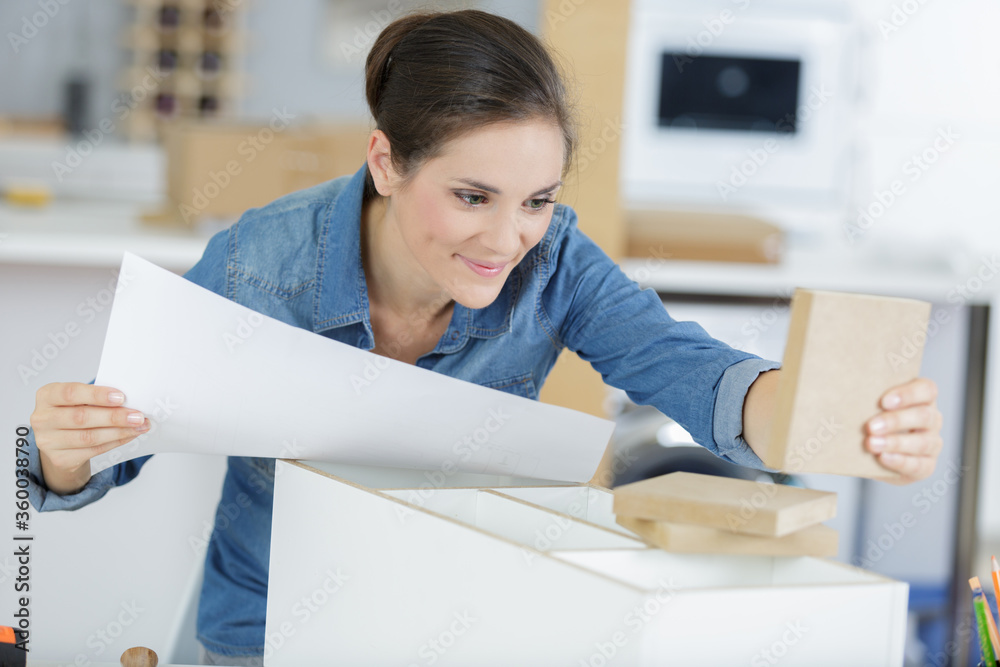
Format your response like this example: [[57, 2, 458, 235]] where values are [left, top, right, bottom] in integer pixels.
[[265, 459, 908, 666]]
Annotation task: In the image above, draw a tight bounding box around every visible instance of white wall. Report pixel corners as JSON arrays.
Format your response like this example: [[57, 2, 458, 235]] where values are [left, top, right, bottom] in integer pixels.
[[850, 0, 1000, 253]]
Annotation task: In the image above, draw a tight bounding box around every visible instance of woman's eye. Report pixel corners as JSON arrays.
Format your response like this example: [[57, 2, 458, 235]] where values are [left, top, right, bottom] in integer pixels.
[[527, 198, 555, 211], [458, 193, 488, 207]]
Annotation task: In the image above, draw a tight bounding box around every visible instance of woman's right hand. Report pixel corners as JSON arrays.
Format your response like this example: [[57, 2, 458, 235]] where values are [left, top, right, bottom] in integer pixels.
[[29, 382, 150, 495]]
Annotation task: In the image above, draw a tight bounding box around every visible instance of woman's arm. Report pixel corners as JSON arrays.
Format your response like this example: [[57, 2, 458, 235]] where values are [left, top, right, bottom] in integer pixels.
[[540, 209, 779, 470], [542, 205, 943, 482], [741, 369, 781, 461]]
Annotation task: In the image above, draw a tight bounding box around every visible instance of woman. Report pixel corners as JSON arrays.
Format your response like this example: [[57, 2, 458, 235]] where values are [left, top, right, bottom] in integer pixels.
[[26, 9, 943, 665]]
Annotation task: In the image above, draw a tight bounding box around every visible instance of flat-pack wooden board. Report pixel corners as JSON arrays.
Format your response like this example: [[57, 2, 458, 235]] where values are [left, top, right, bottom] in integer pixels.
[[264, 459, 907, 666], [616, 515, 839, 557], [764, 288, 931, 478], [612, 472, 837, 537]]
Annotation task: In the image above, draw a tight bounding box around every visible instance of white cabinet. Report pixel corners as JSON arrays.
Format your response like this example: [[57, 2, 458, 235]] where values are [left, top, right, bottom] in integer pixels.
[[265, 459, 908, 666]]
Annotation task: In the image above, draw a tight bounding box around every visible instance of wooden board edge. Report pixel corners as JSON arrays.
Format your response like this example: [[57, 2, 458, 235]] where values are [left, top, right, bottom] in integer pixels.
[[763, 287, 812, 470]]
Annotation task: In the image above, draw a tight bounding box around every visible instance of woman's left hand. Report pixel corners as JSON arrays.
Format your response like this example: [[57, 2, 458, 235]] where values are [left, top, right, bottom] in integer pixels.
[[865, 377, 943, 484]]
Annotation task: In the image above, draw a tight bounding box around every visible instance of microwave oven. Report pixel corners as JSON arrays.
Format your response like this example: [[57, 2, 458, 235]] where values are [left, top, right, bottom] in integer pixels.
[[620, 0, 860, 228]]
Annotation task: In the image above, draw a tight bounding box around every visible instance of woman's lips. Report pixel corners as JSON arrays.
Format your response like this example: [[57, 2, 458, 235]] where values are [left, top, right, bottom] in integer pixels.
[[458, 254, 508, 277]]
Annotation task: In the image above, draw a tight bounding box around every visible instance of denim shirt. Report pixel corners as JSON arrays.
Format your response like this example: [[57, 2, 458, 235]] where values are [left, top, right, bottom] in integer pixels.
[[25, 162, 781, 656]]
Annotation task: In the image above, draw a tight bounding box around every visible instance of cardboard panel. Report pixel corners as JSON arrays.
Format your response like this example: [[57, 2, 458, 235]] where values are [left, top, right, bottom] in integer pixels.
[[764, 289, 931, 478], [616, 515, 838, 557], [612, 472, 837, 537]]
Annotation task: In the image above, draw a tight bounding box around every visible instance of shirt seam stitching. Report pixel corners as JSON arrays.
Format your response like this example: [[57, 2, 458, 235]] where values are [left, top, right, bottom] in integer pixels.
[[534, 206, 564, 349]]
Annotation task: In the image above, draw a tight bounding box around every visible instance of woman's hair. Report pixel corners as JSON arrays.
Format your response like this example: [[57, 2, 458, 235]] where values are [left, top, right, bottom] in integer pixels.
[[362, 9, 576, 201]]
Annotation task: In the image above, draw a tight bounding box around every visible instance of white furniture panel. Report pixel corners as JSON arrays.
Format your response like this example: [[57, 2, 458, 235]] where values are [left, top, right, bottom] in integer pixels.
[[265, 460, 908, 666]]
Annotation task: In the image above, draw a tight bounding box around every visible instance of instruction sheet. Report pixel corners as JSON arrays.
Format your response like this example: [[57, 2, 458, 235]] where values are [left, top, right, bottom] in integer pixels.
[[90, 253, 614, 482]]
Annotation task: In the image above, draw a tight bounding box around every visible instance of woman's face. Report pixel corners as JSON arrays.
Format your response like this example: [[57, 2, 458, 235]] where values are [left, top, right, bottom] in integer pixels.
[[381, 119, 565, 310]]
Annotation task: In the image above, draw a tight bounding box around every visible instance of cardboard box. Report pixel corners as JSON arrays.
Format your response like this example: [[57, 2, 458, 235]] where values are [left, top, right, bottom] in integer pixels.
[[158, 119, 371, 225], [264, 459, 907, 666], [626, 210, 784, 264]]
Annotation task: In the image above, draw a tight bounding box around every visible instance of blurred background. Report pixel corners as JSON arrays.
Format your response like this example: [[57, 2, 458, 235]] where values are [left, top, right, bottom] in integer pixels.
[[1, 0, 998, 665]]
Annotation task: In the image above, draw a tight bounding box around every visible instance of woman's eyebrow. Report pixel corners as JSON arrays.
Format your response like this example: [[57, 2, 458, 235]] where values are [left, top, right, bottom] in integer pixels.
[[452, 178, 563, 197], [531, 180, 563, 196]]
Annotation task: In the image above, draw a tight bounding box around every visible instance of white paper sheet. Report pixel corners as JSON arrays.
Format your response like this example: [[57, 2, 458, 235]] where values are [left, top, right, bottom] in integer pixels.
[[90, 252, 614, 482]]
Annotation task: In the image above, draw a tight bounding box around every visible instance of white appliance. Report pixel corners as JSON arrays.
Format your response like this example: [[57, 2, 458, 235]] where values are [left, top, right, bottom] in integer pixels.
[[620, 0, 860, 231]]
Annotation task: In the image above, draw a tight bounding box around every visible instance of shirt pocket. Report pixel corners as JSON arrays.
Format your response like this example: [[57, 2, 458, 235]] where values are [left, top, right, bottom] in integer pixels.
[[479, 372, 538, 401]]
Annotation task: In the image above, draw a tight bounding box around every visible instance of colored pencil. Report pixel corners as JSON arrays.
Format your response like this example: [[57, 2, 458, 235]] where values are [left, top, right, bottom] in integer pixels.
[[976, 573, 1000, 658], [992, 556, 1000, 617], [992, 556, 1000, 662], [971, 576, 999, 665]]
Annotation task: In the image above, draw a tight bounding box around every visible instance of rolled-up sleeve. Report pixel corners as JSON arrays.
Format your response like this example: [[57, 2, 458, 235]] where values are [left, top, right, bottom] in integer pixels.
[[713, 358, 782, 469], [541, 206, 782, 471], [24, 425, 153, 512]]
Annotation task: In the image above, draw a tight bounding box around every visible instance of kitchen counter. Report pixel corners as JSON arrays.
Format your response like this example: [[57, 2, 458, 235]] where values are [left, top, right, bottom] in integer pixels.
[[0, 200, 217, 271]]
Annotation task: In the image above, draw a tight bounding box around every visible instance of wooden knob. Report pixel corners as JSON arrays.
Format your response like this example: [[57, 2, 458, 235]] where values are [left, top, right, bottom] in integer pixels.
[[120, 646, 158, 667]]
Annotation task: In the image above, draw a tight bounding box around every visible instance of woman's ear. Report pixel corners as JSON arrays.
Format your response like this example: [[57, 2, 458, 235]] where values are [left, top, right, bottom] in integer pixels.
[[366, 129, 395, 197]]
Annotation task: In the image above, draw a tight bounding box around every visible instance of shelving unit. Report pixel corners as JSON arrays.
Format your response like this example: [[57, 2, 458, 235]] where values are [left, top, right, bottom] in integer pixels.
[[118, 0, 246, 142], [265, 459, 909, 666]]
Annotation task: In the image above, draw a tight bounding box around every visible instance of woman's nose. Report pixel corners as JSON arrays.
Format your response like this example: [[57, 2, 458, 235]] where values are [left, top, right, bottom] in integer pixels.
[[481, 214, 520, 258]]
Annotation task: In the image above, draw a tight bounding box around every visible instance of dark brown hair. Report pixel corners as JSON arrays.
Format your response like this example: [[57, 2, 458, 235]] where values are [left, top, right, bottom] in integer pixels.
[[362, 9, 576, 201]]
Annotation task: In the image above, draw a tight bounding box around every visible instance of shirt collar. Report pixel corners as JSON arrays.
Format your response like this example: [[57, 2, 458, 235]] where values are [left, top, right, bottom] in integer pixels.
[[313, 163, 516, 349]]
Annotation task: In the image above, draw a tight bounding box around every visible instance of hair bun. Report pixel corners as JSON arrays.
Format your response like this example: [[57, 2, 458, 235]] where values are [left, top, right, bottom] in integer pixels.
[[364, 13, 435, 119], [361, 10, 576, 203]]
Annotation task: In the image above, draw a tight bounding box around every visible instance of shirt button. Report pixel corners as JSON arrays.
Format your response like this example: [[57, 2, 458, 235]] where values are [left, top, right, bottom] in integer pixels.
[[451, 331, 459, 340]]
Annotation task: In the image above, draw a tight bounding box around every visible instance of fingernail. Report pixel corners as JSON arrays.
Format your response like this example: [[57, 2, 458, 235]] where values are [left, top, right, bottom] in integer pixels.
[[869, 418, 887, 434], [881, 452, 902, 466], [127, 412, 144, 425], [882, 394, 901, 409], [109, 391, 125, 405], [869, 437, 887, 452], [134, 420, 150, 432]]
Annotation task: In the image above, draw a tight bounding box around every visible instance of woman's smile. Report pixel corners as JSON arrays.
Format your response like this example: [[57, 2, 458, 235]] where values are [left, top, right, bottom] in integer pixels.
[[457, 254, 509, 278]]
